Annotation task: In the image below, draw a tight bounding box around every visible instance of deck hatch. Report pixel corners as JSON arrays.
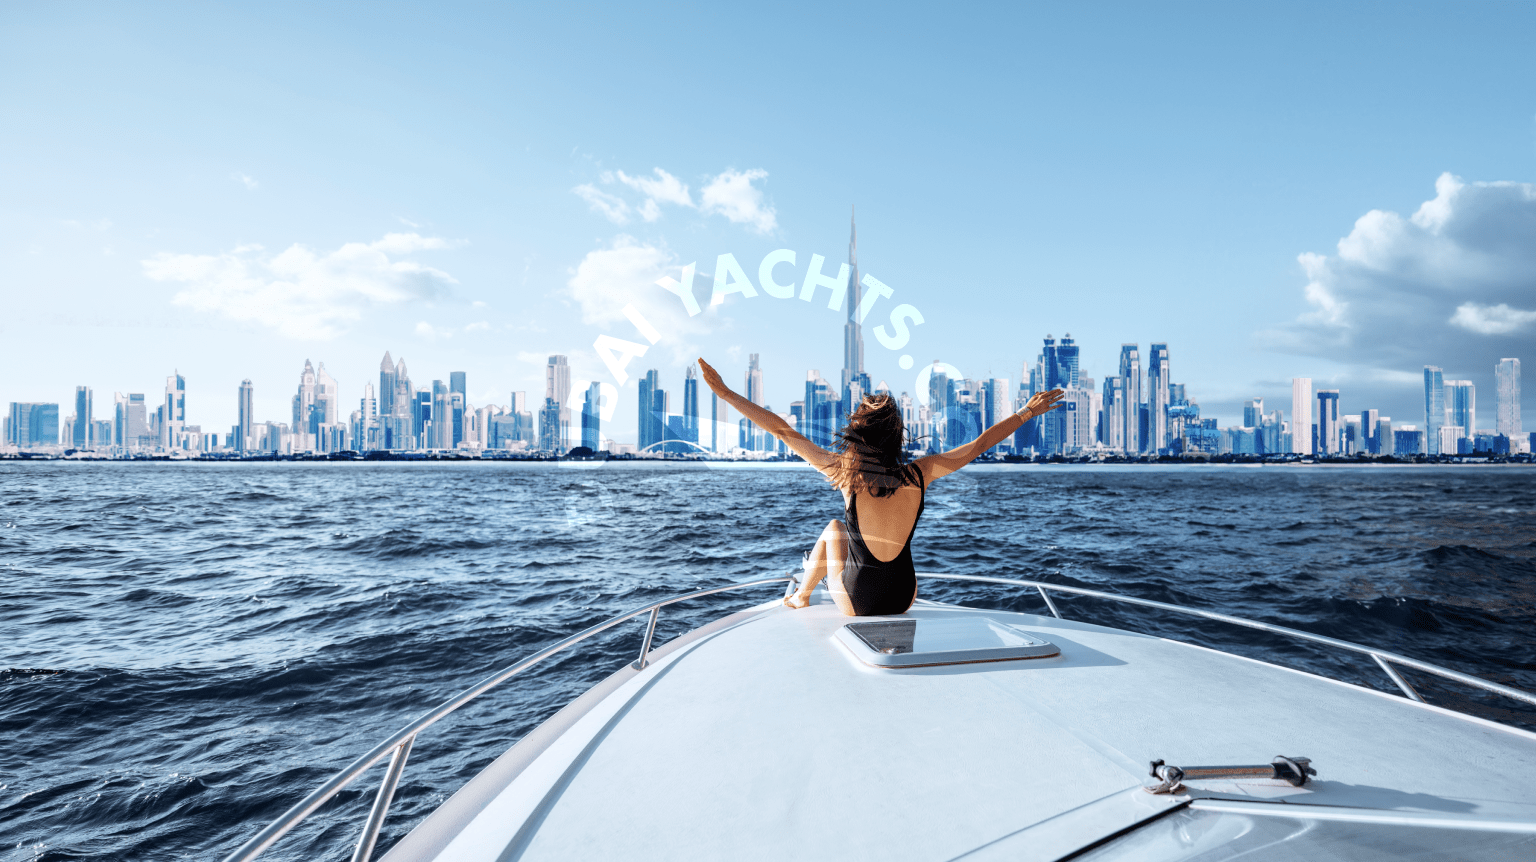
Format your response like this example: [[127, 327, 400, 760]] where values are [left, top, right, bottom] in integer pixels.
[[836, 617, 1059, 667]]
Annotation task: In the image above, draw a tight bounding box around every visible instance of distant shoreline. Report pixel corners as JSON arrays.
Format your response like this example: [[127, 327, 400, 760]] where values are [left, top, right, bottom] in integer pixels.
[[3, 452, 1533, 467]]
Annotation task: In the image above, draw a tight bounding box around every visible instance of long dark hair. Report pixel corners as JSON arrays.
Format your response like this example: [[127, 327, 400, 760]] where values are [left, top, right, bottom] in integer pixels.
[[826, 394, 919, 497]]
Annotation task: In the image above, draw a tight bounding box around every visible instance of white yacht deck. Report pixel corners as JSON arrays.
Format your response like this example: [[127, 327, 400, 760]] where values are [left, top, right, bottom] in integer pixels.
[[380, 593, 1536, 861]]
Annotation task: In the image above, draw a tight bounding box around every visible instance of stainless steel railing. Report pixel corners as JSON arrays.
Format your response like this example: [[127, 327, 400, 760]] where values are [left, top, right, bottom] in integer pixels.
[[220, 576, 796, 862], [224, 571, 1535, 862], [916, 572, 1536, 708]]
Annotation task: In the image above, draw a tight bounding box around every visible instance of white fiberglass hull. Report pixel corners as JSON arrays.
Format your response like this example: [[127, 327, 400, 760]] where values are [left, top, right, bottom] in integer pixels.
[[379, 594, 1536, 861]]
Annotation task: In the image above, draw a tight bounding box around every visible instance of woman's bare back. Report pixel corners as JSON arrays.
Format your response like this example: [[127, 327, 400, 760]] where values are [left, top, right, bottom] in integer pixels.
[[841, 484, 923, 563]]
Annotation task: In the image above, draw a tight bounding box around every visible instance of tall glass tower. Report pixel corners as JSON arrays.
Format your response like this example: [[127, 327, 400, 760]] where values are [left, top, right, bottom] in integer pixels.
[[683, 364, 700, 444], [1118, 345, 1142, 454], [1496, 358, 1521, 436], [1445, 380, 1475, 443], [1147, 343, 1170, 454], [238, 379, 254, 452], [1316, 390, 1341, 455], [841, 207, 863, 391], [581, 382, 602, 451], [379, 352, 397, 417], [1291, 377, 1312, 455], [1423, 365, 1446, 455], [73, 386, 92, 448]]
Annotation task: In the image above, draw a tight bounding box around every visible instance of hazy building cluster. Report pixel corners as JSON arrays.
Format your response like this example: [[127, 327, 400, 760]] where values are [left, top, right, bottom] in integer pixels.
[[1264, 360, 1525, 459], [3, 212, 1528, 460]]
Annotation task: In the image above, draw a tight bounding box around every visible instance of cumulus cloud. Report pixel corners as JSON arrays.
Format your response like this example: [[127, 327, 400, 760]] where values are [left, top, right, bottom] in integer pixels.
[[699, 168, 776, 233], [143, 233, 462, 340], [615, 168, 694, 209], [565, 236, 717, 352], [1261, 172, 1536, 380], [232, 172, 259, 190], [1449, 302, 1536, 335], [566, 236, 675, 326], [573, 184, 631, 224], [415, 321, 453, 340], [572, 167, 775, 232]]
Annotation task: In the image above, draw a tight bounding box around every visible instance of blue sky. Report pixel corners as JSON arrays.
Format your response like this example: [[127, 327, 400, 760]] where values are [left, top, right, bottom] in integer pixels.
[[3, 2, 1534, 441]]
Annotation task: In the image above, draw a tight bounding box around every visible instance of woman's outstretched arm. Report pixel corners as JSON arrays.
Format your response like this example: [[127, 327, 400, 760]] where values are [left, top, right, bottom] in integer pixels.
[[916, 389, 1065, 484], [698, 357, 836, 473]]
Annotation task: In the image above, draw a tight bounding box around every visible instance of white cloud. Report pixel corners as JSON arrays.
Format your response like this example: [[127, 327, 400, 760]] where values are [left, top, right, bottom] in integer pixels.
[[143, 233, 462, 340], [1261, 172, 1536, 380], [232, 172, 259, 191], [416, 321, 454, 340], [1449, 302, 1536, 335], [614, 168, 694, 207], [574, 183, 631, 224], [564, 236, 718, 353], [566, 235, 674, 326], [699, 168, 777, 233], [573, 166, 776, 232], [464, 321, 491, 332]]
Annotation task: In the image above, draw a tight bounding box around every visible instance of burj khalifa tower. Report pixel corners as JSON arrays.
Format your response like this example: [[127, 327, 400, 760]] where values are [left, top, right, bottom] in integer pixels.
[[841, 207, 868, 397]]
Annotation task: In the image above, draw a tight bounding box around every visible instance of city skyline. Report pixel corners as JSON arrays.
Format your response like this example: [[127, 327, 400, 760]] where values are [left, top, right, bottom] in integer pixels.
[[5, 6, 1535, 449], [15, 203, 1524, 457], [7, 339, 1527, 459]]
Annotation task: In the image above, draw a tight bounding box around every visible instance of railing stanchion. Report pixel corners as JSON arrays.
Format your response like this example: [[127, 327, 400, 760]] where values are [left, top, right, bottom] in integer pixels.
[[633, 606, 661, 670], [350, 734, 414, 862], [220, 576, 792, 862], [1373, 654, 1425, 703], [1037, 585, 1063, 619]]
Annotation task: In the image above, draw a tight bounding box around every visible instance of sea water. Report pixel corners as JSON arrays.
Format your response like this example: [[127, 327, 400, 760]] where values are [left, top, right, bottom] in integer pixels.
[[2, 462, 1533, 860]]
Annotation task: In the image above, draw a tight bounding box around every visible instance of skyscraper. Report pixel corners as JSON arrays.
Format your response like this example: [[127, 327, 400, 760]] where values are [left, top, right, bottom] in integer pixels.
[[546, 355, 571, 451], [1146, 343, 1170, 454], [238, 379, 254, 452], [113, 393, 130, 448], [1316, 390, 1341, 455], [1101, 377, 1124, 452], [73, 386, 92, 448], [1496, 358, 1521, 436], [1117, 345, 1142, 454], [450, 371, 467, 447], [1423, 365, 1446, 455], [379, 352, 397, 417], [582, 381, 603, 451], [743, 355, 765, 451], [683, 364, 700, 444], [431, 380, 450, 449], [841, 207, 863, 391], [1360, 408, 1380, 454], [804, 371, 835, 449], [393, 357, 412, 426], [710, 391, 730, 452], [539, 397, 562, 452], [1291, 378, 1312, 455], [162, 372, 186, 449], [1445, 380, 1475, 444], [982, 378, 1011, 453], [6, 403, 60, 447], [638, 369, 663, 450], [1243, 398, 1264, 428]]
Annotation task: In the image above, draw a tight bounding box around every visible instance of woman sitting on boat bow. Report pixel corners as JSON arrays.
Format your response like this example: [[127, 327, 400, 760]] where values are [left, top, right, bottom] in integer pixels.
[[698, 358, 1064, 616]]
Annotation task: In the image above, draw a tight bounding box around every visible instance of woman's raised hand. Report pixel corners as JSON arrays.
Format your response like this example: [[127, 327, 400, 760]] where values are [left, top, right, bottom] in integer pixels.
[[1020, 388, 1067, 419], [697, 357, 728, 396]]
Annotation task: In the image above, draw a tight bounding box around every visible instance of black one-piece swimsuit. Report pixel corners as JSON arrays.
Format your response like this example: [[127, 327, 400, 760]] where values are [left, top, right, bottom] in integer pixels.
[[841, 476, 926, 616]]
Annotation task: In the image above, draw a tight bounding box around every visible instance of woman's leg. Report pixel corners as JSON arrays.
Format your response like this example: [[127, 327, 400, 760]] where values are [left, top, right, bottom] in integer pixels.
[[787, 519, 852, 614]]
